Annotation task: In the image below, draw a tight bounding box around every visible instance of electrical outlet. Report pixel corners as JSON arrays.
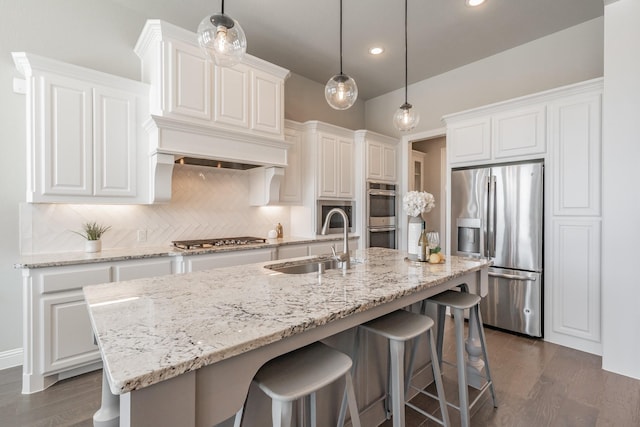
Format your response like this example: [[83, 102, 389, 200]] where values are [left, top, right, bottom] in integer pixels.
[[137, 229, 147, 243]]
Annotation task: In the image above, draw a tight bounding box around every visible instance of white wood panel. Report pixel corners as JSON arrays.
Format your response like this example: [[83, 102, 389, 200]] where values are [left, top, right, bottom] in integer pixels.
[[318, 133, 338, 198], [447, 118, 491, 165], [367, 141, 383, 180], [40, 265, 112, 293], [279, 128, 302, 204], [338, 137, 354, 198], [276, 244, 309, 260], [42, 74, 92, 196], [42, 291, 99, 373], [550, 93, 602, 216], [214, 64, 250, 128], [93, 86, 137, 197], [551, 219, 601, 342], [114, 258, 174, 281], [168, 40, 211, 120], [382, 144, 397, 182], [251, 70, 282, 135], [492, 104, 546, 159]]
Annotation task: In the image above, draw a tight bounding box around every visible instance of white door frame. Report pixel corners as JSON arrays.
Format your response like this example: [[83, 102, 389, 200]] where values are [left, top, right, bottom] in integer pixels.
[[399, 127, 446, 252]]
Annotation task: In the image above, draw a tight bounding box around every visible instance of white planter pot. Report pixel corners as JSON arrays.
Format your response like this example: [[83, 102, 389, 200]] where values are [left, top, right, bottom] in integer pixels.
[[85, 240, 102, 253]]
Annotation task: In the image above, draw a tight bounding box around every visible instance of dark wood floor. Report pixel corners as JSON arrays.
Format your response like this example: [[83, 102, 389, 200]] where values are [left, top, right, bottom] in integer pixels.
[[1, 318, 639, 427]]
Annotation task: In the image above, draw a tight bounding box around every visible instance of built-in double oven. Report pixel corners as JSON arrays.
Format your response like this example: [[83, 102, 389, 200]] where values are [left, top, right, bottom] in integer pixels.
[[367, 182, 397, 249]]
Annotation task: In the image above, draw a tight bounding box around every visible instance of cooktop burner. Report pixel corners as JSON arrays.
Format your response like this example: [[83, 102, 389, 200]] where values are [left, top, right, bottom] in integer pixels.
[[172, 237, 267, 250]]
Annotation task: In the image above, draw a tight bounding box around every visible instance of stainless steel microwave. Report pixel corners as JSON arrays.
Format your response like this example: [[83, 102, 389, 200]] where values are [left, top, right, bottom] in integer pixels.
[[317, 200, 355, 234]]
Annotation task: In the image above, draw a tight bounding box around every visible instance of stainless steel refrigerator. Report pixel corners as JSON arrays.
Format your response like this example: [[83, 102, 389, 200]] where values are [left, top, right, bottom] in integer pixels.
[[451, 161, 543, 337]]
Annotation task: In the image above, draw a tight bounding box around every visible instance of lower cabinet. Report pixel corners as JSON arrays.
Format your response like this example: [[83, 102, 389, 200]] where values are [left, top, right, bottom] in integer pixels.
[[183, 249, 274, 272], [276, 239, 359, 260], [22, 258, 174, 394]]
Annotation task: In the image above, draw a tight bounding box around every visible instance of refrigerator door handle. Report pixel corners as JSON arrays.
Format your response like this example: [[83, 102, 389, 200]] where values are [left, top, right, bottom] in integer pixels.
[[488, 271, 537, 281], [487, 175, 497, 258]]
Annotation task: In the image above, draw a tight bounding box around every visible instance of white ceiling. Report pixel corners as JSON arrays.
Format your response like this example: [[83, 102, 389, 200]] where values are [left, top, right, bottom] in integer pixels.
[[111, 0, 604, 100]]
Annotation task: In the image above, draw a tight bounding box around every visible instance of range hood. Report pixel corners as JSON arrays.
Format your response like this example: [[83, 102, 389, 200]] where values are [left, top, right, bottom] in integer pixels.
[[146, 115, 290, 204]]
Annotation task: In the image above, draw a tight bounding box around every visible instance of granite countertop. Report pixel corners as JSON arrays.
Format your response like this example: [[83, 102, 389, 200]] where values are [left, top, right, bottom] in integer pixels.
[[14, 234, 359, 269], [83, 247, 491, 395]]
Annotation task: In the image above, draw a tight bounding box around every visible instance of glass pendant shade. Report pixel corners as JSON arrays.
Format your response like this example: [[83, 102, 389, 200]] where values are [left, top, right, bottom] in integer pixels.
[[393, 103, 420, 131], [325, 73, 358, 110], [197, 13, 247, 67]]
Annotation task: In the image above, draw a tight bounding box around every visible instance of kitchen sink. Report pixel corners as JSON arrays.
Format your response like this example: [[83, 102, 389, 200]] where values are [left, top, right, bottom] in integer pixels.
[[265, 258, 341, 274]]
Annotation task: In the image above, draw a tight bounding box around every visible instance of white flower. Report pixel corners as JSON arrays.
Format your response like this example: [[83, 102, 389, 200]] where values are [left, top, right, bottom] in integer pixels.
[[402, 191, 436, 217]]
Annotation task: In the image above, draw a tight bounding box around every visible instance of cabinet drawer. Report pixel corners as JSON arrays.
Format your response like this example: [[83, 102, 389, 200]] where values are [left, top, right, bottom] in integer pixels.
[[114, 258, 174, 281], [40, 266, 112, 293], [186, 249, 274, 272], [277, 245, 309, 260]]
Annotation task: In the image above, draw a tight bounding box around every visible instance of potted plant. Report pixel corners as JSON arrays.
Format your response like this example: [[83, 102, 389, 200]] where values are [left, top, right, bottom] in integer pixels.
[[402, 191, 435, 260], [72, 222, 111, 253]]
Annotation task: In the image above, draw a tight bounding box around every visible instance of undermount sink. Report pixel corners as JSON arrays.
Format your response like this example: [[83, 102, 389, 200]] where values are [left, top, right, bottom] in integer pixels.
[[265, 258, 341, 274]]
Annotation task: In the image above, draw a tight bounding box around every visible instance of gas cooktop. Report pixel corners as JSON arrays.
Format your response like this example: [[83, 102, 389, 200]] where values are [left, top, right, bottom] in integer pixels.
[[172, 237, 267, 250]]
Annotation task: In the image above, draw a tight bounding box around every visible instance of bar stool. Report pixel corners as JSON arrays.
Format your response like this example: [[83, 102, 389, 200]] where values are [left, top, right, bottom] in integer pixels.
[[427, 290, 497, 427], [345, 310, 450, 427], [234, 341, 361, 427]]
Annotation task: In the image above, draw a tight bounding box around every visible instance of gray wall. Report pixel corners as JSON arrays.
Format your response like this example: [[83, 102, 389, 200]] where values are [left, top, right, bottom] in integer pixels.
[[364, 17, 604, 137], [0, 1, 604, 364]]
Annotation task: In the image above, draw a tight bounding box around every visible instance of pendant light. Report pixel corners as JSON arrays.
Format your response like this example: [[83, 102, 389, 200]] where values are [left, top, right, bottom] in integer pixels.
[[197, 0, 247, 67], [393, 0, 420, 131], [325, 0, 358, 110]]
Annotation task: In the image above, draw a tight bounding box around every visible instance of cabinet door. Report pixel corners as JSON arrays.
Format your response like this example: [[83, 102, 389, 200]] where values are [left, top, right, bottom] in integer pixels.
[[493, 104, 546, 159], [382, 144, 397, 182], [447, 118, 491, 165], [318, 133, 338, 198], [549, 94, 602, 216], [251, 69, 283, 136], [40, 74, 93, 197], [186, 249, 274, 272], [93, 86, 137, 197], [549, 219, 601, 347], [42, 290, 100, 373], [280, 127, 302, 204], [167, 39, 212, 120], [337, 137, 354, 198], [366, 141, 383, 180], [214, 63, 250, 128]]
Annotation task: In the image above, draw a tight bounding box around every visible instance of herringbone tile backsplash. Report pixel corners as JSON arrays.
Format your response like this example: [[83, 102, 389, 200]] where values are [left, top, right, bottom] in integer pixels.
[[20, 164, 291, 254]]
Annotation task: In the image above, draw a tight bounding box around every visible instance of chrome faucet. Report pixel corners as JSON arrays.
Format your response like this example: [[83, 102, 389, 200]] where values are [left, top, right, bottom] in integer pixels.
[[321, 208, 350, 270]]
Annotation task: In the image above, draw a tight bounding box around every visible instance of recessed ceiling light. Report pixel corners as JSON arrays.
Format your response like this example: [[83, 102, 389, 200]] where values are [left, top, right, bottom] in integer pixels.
[[369, 47, 384, 55], [466, 0, 486, 6]]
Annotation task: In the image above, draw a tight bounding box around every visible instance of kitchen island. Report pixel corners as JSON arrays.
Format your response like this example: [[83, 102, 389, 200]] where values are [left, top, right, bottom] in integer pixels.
[[83, 247, 491, 427]]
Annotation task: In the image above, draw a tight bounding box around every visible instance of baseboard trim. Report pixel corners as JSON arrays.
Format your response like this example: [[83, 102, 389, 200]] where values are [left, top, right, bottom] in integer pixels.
[[0, 348, 23, 370]]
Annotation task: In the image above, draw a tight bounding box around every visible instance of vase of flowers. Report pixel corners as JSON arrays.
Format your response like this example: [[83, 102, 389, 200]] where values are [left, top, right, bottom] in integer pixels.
[[403, 191, 435, 259], [72, 222, 111, 253]]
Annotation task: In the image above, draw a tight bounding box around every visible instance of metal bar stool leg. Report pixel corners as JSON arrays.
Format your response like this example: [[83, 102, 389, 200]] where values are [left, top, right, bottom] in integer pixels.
[[473, 305, 497, 408], [452, 307, 471, 427], [428, 327, 451, 427]]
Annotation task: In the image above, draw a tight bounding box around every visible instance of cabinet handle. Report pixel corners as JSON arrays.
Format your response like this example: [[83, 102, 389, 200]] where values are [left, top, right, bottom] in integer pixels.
[[488, 272, 536, 281]]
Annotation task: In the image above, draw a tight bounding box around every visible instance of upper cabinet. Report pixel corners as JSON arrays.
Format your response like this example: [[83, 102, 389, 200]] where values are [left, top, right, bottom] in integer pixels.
[[13, 53, 150, 204], [445, 104, 545, 166], [316, 130, 354, 199], [134, 20, 288, 140], [356, 130, 399, 183]]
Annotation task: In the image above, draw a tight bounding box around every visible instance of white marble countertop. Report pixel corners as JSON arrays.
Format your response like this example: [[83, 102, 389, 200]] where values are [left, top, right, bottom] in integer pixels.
[[14, 234, 359, 269], [83, 247, 491, 395]]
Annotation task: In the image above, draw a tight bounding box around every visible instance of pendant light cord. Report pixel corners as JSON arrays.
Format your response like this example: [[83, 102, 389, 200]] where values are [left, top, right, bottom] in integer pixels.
[[221, 0, 225, 14], [339, 0, 344, 75], [404, 0, 408, 104]]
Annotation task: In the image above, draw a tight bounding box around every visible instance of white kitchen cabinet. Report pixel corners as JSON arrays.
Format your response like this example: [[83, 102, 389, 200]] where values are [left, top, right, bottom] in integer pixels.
[[308, 238, 359, 257], [279, 122, 303, 204], [317, 132, 354, 199], [446, 117, 491, 165], [359, 131, 399, 183], [276, 244, 309, 260], [492, 104, 546, 159], [184, 249, 274, 272], [548, 219, 601, 354], [13, 53, 149, 204], [445, 104, 545, 166], [549, 92, 602, 216], [21, 257, 175, 394], [135, 20, 288, 140]]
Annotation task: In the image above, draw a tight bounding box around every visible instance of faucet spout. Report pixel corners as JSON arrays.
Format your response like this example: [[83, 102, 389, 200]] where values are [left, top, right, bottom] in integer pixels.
[[321, 208, 350, 270]]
